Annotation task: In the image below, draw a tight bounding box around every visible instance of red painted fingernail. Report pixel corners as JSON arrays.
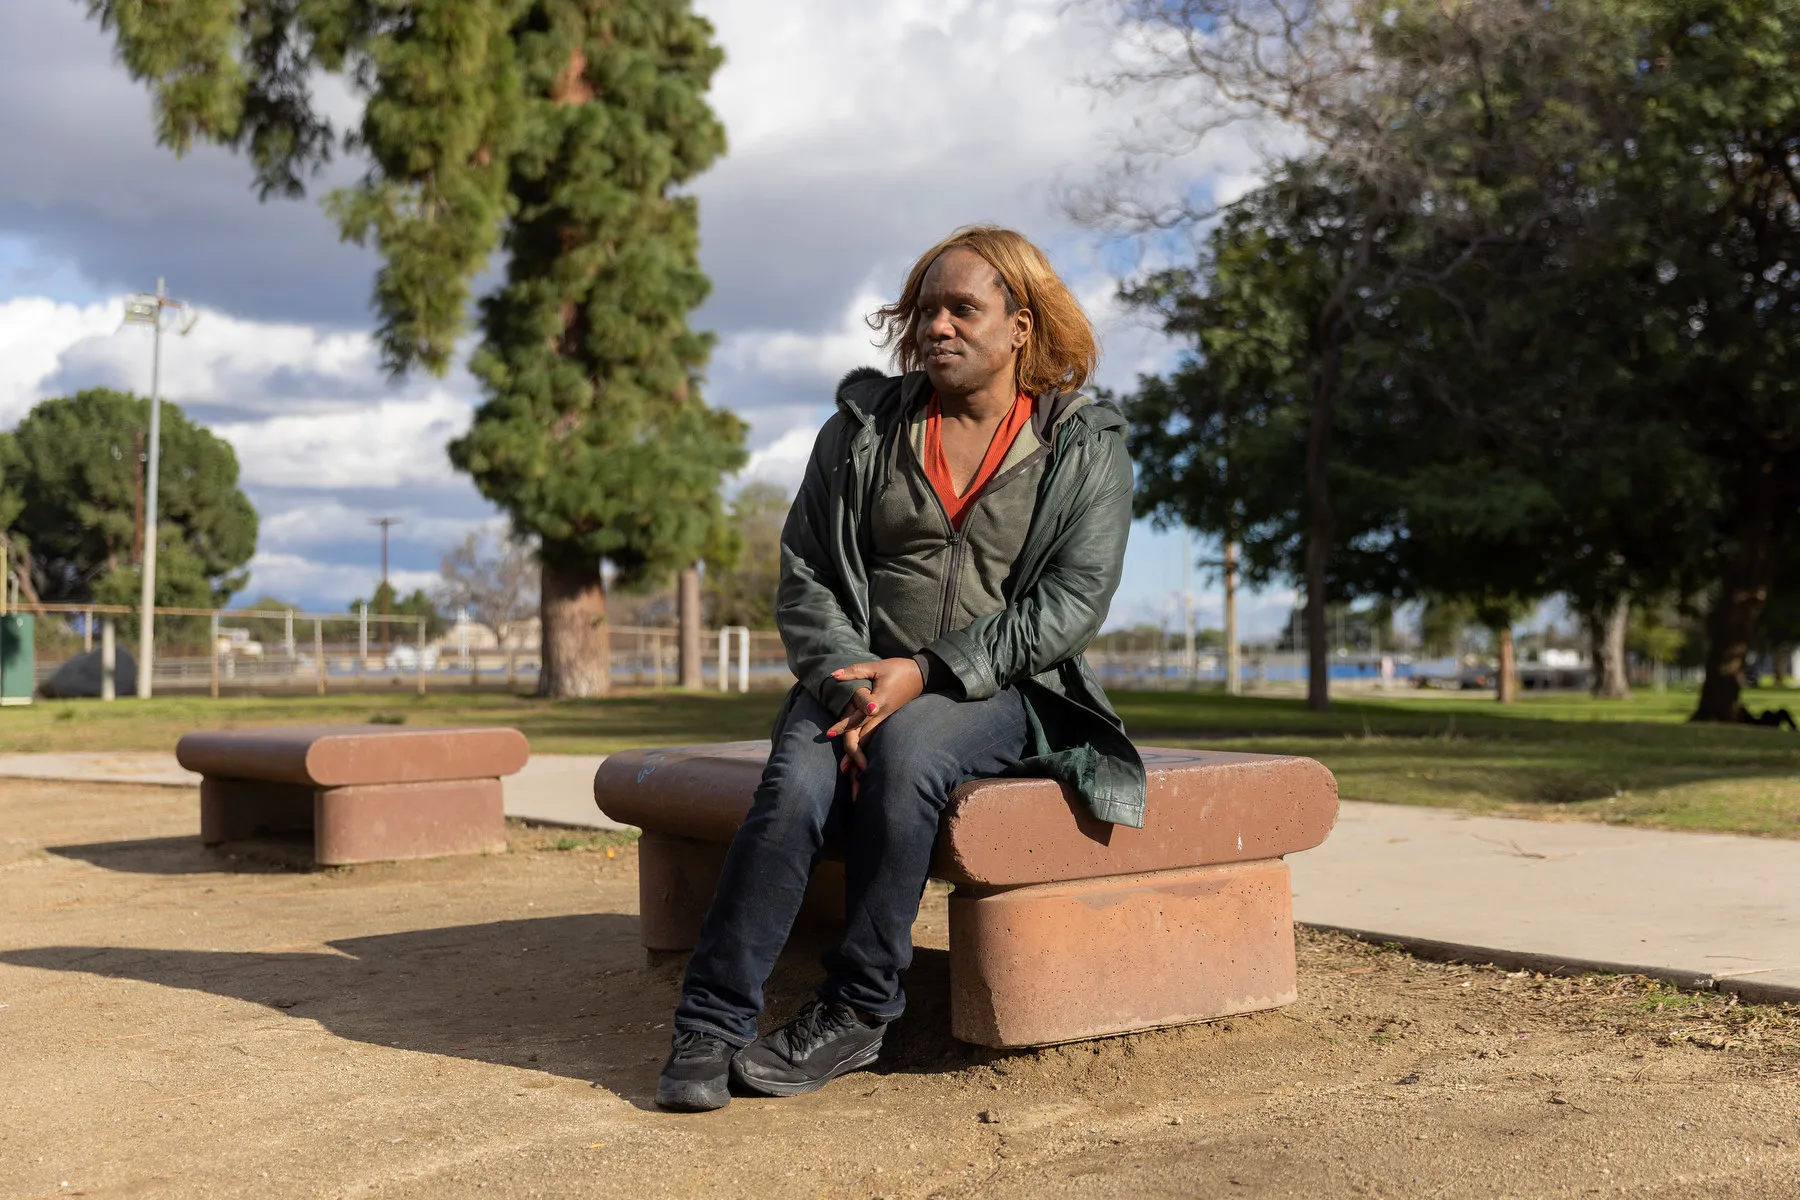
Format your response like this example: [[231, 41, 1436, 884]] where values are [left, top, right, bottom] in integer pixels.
[[866, 702, 878, 713]]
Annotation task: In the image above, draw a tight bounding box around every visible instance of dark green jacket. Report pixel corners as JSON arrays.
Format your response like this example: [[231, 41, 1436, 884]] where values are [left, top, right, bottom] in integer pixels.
[[775, 369, 1148, 827]]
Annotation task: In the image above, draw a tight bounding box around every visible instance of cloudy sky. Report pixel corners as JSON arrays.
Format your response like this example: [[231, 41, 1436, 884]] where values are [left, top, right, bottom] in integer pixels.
[[0, 0, 1298, 636]]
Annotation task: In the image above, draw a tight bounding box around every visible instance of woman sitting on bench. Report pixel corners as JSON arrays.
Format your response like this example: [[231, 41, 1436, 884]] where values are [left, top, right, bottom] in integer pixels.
[[657, 226, 1144, 1111]]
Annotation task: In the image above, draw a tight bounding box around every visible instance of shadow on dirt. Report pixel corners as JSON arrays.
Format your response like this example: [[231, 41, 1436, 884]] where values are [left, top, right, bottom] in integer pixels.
[[1, 916, 983, 1109], [46, 834, 315, 874]]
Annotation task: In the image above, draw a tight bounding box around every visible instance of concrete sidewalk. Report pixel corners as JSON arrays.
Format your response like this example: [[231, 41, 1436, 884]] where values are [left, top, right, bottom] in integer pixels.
[[1289, 801, 1800, 1003], [3, 751, 1794, 1001], [0, 751, 628, 831]]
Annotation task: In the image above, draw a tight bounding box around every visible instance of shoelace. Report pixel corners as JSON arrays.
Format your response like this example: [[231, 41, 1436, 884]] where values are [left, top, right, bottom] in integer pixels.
[[669, 1029, 724, 1062], [783, 999, 858, 1054]]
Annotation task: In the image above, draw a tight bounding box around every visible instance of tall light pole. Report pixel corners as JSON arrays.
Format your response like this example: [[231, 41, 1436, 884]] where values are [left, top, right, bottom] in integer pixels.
[[123, 279, 195, 699]]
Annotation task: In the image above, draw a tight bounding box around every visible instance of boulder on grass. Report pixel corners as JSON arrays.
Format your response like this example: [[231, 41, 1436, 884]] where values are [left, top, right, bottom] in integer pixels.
[[39, 648, 139, 699]]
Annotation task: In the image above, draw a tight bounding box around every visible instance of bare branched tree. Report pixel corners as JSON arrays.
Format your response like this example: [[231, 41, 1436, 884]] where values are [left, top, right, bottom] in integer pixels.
[[1082, 0, 1620, 709], [437, 531, 540, 661]]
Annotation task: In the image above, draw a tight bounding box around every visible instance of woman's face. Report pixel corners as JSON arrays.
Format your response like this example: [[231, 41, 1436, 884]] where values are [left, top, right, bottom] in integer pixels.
[[914, 248, 1032, 398]]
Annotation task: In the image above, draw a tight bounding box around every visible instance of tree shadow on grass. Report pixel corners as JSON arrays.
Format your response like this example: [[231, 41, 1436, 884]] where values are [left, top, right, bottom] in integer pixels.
[[0, 916, 976, 1110]]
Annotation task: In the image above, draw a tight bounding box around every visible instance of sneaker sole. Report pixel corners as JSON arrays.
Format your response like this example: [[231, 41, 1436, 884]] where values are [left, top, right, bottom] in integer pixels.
[[729, 1039, 883, 1098], [655, 1077, 730, 1112]]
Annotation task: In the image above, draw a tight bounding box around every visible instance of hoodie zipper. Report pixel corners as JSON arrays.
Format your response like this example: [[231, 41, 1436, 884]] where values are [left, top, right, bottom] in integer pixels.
[[938, 530, 966, 637]]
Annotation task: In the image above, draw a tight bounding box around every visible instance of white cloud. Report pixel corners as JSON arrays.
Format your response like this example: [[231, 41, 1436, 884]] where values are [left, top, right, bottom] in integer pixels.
[[719, 289, 889, 387], [0, 296, 117, 423], [240, 552, 440, 608], [213, 390, 473, 490], [738, 424, 819, 494], [54, 305, 388, 415], [258, 501, 493, 553]]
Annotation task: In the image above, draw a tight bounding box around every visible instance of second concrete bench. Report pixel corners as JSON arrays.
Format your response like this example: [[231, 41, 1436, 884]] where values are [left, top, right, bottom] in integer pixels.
[[177, 725, 529, 865], [595, 742, 1338, 1048]]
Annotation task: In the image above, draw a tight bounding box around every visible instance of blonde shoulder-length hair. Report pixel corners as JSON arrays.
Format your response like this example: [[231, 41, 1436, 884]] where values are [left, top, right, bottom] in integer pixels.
[[867, 226, 1098, 396]]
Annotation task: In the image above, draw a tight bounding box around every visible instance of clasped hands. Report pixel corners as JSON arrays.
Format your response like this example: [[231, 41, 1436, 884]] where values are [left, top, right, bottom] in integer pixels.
[[825, 657, 926, 794]]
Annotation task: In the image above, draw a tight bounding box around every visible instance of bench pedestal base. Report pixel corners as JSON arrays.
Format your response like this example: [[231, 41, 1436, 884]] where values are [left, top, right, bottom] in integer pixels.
[[201, 777, 507, 865], [949, 859, 1296, 1047], [637, 831, 846, 951], [635, 834, 1296, 1048]]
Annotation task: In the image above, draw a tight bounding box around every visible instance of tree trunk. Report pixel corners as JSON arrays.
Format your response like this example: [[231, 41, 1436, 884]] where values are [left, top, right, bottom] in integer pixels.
[[538, 546, 609, 699], [1496, 625, 1517, 703], [1694, 475, 1775, 722], [1591, 595, 1631, 700], [1303, 344, 1339, 713], [678, 564, 703, 689], [1224, 538, 1242, 697]]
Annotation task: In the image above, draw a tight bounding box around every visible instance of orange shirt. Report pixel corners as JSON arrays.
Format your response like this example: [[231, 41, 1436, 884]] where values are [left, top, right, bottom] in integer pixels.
[[923, 390, 1034, 530]]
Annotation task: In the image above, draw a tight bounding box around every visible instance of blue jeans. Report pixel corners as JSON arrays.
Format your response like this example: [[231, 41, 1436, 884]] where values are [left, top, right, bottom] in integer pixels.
[[673, 686, 1030, 1044]]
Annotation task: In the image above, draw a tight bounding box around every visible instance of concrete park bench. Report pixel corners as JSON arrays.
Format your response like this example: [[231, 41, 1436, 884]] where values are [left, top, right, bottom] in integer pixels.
[[177, 726, 529, 865], [594, 742, 1338, 1048]]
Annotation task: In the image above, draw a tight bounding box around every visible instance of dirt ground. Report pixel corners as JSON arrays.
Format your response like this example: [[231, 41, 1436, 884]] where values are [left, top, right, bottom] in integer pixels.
[[3, 780, 1799, 1199]]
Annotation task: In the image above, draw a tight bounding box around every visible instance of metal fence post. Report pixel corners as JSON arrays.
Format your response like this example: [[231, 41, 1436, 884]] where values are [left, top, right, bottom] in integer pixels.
[[84, 609, 94, 652], [358, 601, 368, 676], [100, 619, 116, 702], [209, 611, 220, 699], [717, 627, 728, 692], [286, 609, 296, 668], [416, 617, 427, 696], [737, 626, 750, 694], [314, 618, 325, 696]]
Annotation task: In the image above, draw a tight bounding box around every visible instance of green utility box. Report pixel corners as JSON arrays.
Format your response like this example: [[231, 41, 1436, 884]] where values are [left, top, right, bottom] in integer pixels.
[[0, 613, 34, 706]]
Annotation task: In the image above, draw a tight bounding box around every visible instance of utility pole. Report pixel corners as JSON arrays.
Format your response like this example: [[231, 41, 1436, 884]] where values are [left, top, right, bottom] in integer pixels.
[[123, 279, 195, 699], [371, 516, 402, 652]]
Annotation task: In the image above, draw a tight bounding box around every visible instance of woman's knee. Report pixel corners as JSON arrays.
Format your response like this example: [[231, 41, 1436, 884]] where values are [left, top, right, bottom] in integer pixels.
[[865, 695, 979, 781], [747, 731, 840, 843]]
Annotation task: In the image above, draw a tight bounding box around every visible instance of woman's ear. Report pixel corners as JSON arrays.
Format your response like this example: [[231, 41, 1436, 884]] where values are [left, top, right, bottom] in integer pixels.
[[1013, 307, 1034, 351]]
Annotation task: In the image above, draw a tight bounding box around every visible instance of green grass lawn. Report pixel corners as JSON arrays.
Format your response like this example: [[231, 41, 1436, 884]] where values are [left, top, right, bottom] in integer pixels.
[[5, 683, 1797, 838]]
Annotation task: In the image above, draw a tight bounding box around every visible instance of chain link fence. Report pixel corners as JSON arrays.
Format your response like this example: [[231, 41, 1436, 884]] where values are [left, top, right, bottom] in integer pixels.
[[18, 602, 794, 698]]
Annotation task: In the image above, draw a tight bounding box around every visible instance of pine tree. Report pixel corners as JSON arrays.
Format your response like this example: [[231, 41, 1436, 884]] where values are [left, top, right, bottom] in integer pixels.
[[89, 0, 745, 696], [11, 388, 257, 606]]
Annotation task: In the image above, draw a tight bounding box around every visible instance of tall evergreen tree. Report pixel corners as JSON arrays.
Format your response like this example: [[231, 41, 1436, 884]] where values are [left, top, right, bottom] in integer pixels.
[[89, 0, 746, 696]]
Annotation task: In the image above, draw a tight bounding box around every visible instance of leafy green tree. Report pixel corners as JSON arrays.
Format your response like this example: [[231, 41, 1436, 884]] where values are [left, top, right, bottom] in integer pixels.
[[703, 482, 787, 629], [10, 388, 256, 607], [0, 432, 21, 533], [0, 432, 25, 603], [233, 594, 301, 650], [1092, 0, 1633, 710], [1614, 1, 1800, 720], [351, 583, 448, 640], [90, 0, 746, 697]]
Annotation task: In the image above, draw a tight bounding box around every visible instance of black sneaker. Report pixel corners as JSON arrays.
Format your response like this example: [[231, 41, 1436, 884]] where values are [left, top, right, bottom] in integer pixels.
[[730, 998, 886, 1097], [655, 1030, 734, 1112]]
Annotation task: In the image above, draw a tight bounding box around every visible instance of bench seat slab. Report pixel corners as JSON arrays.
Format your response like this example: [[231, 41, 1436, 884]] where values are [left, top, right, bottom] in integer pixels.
[[177, 725, 529, 788], [594, 742, 1337, 885], [948, 859, 1296, 1048]]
